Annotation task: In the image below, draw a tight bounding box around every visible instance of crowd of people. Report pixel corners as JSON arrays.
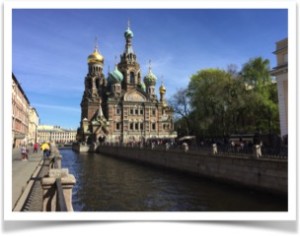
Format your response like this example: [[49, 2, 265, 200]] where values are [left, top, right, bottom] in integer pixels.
[[18, 142, 52, 161]]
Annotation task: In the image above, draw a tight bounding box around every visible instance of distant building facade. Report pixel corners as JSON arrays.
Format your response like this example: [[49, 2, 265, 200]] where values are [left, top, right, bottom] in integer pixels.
[[28, 107, 39, 144], [12, 73, 30, 147], [38, 125, 77, 144], [271, 38, 288, 138], [77, 23, 176, 144]]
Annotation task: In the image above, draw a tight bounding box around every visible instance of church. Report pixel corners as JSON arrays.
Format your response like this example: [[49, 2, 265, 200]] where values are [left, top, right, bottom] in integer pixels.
[[77, 23, 176, 145]]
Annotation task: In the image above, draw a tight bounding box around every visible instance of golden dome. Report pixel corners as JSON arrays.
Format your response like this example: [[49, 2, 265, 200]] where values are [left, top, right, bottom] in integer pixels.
[[159, 84, 166, 94], [87, 48, 104, 64]]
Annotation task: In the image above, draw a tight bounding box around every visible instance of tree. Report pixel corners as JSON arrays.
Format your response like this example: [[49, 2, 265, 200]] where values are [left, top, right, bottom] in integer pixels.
[[171, 57, 279, 140], [188, 68, 233, 137], [240, 57, 279, 134], [169, 88, 192, 135]]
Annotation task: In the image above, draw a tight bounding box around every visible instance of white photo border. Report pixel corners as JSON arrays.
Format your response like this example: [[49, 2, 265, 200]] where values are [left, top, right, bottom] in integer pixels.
[[3, 0, 297, 221]]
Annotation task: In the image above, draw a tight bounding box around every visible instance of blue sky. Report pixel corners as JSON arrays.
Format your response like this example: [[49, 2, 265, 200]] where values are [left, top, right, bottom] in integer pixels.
[[12, 9, 287, 129]]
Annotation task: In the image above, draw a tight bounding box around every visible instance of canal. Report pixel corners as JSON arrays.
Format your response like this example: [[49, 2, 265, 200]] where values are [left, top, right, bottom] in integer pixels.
[[60, 148, 287, 212]]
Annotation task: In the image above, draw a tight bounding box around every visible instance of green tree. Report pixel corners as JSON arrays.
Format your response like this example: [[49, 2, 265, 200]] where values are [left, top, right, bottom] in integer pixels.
[[240, 57, 279, 134], [172, 57, 279, 140], [188, 68, 234, 137]]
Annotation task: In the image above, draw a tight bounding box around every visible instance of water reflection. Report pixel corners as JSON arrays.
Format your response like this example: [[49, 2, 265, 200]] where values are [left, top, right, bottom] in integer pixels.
[[60, 149, 287, 211]]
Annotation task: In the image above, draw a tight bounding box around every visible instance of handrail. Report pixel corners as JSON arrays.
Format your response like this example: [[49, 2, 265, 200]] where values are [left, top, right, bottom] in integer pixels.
[[49, 156, 60, 169], [48, 156, 68, 211], [55, 178, 68, 211]]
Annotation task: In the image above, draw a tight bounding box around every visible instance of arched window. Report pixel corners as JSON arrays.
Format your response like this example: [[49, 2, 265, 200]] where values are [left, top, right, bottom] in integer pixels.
[[130, 72, 135, 84]]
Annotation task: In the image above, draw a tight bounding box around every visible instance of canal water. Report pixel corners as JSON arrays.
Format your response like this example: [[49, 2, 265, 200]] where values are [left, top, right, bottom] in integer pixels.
[[60, 149, 287, 212]]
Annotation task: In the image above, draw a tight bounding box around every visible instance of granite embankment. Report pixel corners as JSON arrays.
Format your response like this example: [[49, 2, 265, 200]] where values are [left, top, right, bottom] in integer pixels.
[[97, 145, 287, 195]]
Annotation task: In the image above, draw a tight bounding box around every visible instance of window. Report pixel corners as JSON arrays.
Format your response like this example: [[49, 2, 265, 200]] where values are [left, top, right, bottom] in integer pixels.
[[152, 123, 156, 130], [135, 109, 139, 115], [130, 108, 134, 115], [116, 122, 120, 130], [130, 123, 134, 130], [116, 107, 121, 115], [130, 72, 135, 84], [140, 109, 144, 115], [152, 109, 156, 116], [140, 123, 144, 131], [135, 123, 139, 130]]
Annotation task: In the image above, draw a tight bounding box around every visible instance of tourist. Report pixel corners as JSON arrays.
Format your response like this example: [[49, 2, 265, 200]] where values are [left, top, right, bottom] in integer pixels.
[[33, 142, 39, 153], [40, 142, 50, 159], [182, 142, 189, 152], [20, 145, 28, 161], [165, 142, 170, 151], [212, 143, 218, 155]]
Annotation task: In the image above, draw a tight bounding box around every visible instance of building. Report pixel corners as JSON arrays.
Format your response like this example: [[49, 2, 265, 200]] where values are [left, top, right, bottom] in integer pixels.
[[12, 73, 30, 147], [38, 125, 77, 144], [28, 107, 40, 144], [271, 38, 288, 139], [77, 23, 176, 144]]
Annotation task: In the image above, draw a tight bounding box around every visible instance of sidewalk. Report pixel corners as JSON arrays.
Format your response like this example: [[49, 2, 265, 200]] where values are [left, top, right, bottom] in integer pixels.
[[12, 147, 43, 210]]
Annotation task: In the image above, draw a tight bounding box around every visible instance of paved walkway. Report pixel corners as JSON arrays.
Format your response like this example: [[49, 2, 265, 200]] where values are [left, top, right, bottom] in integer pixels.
[[12, 146, 44, 211]]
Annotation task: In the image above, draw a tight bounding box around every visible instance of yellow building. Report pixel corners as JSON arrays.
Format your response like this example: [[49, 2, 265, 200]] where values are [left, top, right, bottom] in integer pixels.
[[38, 125, 77, 144], [271, 38, 288, 139], [28, 107, 39, 144]]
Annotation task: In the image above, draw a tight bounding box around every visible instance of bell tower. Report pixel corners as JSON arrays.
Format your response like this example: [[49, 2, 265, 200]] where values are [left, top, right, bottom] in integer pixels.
[[118, 21, 141, 90], [78, 39, 108, 143]]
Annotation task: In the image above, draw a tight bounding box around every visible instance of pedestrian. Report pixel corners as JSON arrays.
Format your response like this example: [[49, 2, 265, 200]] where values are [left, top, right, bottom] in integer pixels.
[[212, 143, 218, 155], [165, 142, 170, 151], [182, 142, 189, 152], [33, 142, 39, 153], [20, 145, 28, 161], [40, 142, 50, 159]]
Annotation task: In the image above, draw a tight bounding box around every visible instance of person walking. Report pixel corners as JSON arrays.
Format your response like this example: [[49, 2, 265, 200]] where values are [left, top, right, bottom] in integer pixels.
[[20, 145, 28, 161], [40, 142, 50, 159], [33, 142, 39, 153]]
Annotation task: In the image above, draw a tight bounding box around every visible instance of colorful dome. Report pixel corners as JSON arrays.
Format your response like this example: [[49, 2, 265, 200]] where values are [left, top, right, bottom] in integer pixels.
[[159, 83, 166, 94], [144, 68, 157, 86], [87, 48, 104, 64], [124, 27, 134, 39], [109, 66, 123, 84]]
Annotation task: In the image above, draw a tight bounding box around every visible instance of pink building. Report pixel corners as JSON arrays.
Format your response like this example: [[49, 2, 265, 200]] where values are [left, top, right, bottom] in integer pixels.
[[12, 73, 30, 147]]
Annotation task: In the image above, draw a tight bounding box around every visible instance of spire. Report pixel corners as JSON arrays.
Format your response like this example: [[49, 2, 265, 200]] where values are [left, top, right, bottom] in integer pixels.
[[127, 19, 130, 29], [114, 55, 118, 68], [94, 36, 99, 51], [87, 36, 104, 64], [148, 60, 152, 73], [124, 20, 134, 54]]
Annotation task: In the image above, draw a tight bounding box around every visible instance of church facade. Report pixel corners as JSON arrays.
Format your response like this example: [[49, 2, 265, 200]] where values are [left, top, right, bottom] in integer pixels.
[[77, 24, 176, 144]]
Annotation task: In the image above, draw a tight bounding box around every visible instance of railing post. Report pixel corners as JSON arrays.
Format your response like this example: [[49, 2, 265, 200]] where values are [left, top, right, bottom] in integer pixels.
[[41, 169, 76, 211]]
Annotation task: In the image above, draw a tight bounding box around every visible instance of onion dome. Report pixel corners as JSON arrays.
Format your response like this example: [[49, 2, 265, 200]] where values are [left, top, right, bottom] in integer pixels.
[[124, 27, 134, 39], [87, 47, 104, 64], [159, 83, 166, 94], [144, 61, 157, 86], [109, 66, 123, 84], [124, 20, 134, 39]]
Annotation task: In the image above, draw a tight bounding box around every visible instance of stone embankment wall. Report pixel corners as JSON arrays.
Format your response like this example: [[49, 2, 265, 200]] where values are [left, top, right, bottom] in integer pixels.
[[96, 146, 287, 195]]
